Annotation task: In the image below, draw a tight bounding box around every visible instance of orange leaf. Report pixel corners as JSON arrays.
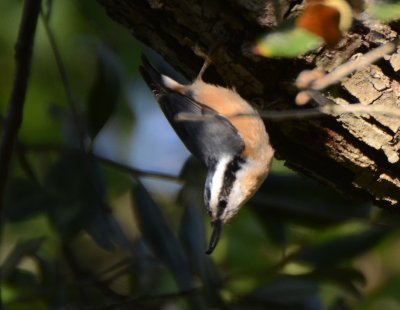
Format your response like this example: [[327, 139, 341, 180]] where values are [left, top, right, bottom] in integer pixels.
[[296, 2, 342, 46]]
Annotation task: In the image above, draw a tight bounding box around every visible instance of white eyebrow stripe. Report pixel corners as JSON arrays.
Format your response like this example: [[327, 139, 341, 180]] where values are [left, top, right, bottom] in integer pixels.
[[209, 155, 232, 213], [225, 160, 250, 217]]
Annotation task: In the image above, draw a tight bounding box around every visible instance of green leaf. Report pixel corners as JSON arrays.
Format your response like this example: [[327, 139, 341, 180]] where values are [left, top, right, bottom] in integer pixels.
[[101, 163, 132, 199], [369, 4, 400, 22], [2, 269, 42, 307], [294, 227, 391, 267], [258, 216, 288, 248], [238, 276, 323, 309], [178, 185, 223, 308], [255, 25, 322, 58], [44, 150, 127, 250], [86, 210, 130, 251], [179, 157, 206, 187], [178, 188, 207, 265], [307, 267, 366, 299], [356, 275, 400, 307], [1, 237, 46, 281], [4, 178, 50, 222], [252, 174, 371, 228], [131, 180, 193, 291], [87, 44, 123, 139], [44, 150, 101, 238]]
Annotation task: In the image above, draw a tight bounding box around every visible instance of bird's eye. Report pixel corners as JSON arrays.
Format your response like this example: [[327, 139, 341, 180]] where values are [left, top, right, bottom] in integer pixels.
[[217, 200, 227, 218]]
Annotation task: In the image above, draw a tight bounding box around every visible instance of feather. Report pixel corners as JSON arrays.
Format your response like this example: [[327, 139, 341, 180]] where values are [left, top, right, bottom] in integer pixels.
[[140, 57, 244, 167]]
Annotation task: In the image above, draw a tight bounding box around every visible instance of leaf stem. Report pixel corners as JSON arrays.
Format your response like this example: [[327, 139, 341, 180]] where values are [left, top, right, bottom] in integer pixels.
[[40, 8, 87, 150]]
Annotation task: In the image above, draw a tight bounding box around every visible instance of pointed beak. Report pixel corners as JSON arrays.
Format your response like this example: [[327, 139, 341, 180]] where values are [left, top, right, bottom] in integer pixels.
[[206, 219, 223, 255]]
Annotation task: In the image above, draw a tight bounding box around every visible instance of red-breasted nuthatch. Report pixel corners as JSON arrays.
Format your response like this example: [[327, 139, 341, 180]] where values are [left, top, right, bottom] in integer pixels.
[[140, 56, 274, 254]]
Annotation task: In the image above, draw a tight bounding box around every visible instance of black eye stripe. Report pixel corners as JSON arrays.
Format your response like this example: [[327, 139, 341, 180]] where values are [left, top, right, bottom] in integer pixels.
[[217, 200, 227, 217]]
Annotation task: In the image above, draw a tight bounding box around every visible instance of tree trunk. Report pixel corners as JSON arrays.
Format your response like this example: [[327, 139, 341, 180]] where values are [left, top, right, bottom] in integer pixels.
[[97, 0, 400, 210]]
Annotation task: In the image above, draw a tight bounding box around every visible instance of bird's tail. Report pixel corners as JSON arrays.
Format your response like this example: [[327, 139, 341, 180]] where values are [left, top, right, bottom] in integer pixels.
[[139, 55, 167, 97]]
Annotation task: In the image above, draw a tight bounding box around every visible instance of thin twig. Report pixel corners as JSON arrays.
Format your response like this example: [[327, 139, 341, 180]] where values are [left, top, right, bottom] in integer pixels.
[[40, 9, 86, 150], [5, 257, 148, 306], [95, 155, 183, 182], [0, 0, 42, 209], [61, 242, 125, 302], [311, 41, 397, 91], [14, 142, 182, 182], [175, 102, 400, 122], [92, 258, 133, 279]]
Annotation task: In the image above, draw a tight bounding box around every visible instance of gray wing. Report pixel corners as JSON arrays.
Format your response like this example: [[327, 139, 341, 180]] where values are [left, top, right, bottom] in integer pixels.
[[139, 56, 244, 167], [159, 93, 245, 167]]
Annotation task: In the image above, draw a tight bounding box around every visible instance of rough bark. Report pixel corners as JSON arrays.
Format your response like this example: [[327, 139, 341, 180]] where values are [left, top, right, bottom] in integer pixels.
[[97, 0, 400, 209]]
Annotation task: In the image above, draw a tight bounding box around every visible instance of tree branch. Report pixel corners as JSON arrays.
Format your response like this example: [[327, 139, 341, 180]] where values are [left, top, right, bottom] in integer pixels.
[[0, 0, 41, 210], [96, 0, 400, 209]]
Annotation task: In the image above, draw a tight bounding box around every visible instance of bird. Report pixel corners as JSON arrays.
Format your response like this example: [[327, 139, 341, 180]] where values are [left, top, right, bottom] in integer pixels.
[[139, 55, 274, 254]]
